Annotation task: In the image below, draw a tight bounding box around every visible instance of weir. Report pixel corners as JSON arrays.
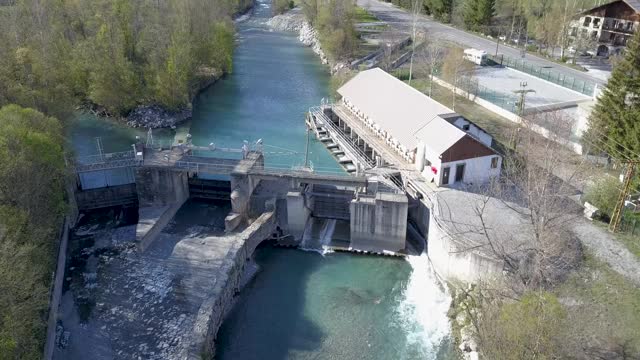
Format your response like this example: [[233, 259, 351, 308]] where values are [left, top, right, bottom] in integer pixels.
[[71, 141, 412, 255]]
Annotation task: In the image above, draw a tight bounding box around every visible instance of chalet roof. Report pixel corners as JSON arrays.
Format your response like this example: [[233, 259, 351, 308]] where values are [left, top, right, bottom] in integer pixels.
[[579, 0, 640, 16]]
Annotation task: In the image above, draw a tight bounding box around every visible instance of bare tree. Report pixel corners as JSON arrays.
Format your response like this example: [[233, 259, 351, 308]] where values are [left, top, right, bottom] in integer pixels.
[[441, 47, 475, 111], [416, 39, 444, 98], [407, 0, 422, 86], [439, 111, 585, 291]]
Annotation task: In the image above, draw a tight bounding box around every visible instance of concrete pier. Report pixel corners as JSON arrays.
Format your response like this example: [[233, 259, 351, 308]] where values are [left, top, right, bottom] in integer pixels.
[[350, 191, 408, 252], [134, 167, 190, 251], [285, 190, 310, 241]]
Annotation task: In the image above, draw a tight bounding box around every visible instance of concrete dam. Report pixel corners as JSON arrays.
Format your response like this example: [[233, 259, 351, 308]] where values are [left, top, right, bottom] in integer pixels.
[[72, 142, 418, 255], [64, 141, 425, 358]]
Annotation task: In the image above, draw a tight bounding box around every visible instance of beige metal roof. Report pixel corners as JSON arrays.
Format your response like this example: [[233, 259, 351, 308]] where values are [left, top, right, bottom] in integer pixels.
[[413, 117, 466, 156], [337, 68, 455, 150]]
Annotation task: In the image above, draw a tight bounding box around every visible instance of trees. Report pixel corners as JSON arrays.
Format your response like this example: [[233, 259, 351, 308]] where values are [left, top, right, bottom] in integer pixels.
[[0, 0, 242, 118], [586, 29, 640, 159], [309, 0, 358, 61], [463, 0, 496, 32], [424, 0, 453, 22], [441, 48, 475, 110], [0, 105, 66, 359], [416, 39, 445, 97]]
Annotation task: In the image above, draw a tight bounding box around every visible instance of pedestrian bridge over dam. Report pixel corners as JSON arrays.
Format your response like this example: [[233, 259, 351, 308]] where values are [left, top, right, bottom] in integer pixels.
[[71, 143, 415, 255]]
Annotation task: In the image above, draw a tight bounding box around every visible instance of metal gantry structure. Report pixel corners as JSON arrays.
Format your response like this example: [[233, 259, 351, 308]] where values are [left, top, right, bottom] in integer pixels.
[[609, 161, 639, 233]]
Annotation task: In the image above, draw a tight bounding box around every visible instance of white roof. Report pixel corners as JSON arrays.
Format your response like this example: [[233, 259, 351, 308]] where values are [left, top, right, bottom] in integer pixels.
[[338, 68, 455, 150], [414, 117, 466, 156]]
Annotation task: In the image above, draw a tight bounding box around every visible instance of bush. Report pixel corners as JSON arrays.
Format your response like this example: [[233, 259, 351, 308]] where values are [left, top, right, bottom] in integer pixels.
[[273, 0, 294, 15], [584, 176, 621, 219]]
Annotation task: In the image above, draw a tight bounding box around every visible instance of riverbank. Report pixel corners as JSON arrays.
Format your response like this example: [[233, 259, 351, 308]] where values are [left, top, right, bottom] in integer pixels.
[[267, 8, 348, 74], [83, 3, 256, 130]]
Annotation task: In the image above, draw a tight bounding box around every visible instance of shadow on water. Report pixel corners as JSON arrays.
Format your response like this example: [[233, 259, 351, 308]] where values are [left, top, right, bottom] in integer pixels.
[[216, 246, 325, 360]]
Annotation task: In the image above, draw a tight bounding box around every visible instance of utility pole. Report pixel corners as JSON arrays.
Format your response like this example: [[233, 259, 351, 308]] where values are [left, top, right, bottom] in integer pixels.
[[510, 82, 535, 151], [513, 81, 535, 117], [609, 161, 638, 232]]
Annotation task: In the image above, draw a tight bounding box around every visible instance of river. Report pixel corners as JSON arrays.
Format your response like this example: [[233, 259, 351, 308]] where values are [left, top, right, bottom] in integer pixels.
[[67, 0, 454, 358]]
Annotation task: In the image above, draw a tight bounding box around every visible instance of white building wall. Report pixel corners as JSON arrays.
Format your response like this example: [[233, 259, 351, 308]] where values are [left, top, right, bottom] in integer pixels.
[[451, 118, 493, 148], [420, 144, 443, 185], [442, 155, 502, 186]]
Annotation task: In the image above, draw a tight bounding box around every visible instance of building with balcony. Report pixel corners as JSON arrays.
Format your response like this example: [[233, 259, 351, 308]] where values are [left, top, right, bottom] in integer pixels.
[[569, 0, 640, 56]]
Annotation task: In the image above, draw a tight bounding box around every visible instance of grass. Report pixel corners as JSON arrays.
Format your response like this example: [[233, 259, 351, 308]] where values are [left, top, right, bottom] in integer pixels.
[[554, 252, 640, 355], [354, 7, 380, 23], [592, 220, 640, 260]]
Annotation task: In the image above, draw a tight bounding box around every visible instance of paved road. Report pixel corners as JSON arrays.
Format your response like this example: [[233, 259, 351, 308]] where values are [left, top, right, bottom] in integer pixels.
[[357, 0, 607, 86]]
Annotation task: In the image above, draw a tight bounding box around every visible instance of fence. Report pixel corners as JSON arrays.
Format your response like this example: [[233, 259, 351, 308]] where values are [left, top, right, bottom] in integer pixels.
[[457, 76, 520, 113], [392, 68, 520, 113], [620, 216, 639, 236], [488, 54, 596, 97]]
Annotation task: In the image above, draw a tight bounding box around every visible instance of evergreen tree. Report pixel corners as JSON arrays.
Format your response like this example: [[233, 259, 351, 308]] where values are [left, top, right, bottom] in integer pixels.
[[586, 30, 640, 158], [424, 0, 453, 22], [463, 0, 496, 31]]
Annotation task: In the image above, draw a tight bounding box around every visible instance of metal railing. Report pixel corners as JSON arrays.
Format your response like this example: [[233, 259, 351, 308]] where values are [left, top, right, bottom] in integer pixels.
[[488, 54, 596, 96], [75, 150, 136, 165], [309, 106, 376, 169]]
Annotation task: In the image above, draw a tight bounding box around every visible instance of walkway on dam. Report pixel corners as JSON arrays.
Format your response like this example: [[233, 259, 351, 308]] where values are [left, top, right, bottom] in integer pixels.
[[331, 105, 414, 170]]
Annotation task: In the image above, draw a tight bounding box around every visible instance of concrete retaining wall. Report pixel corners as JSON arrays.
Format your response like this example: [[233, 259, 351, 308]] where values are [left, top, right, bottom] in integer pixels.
[[427, 211, 503, 282], [43, 218, 70, 360], [187, 211, 276, 359]]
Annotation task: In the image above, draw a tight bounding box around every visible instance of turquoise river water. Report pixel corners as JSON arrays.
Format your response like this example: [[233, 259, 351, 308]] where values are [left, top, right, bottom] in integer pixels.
[[68, 0, 454, 358]]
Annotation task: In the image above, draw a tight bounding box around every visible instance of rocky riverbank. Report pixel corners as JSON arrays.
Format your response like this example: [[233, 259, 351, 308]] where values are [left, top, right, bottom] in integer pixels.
[[267, 8, 347, 73], [126, 105, 193, 129]]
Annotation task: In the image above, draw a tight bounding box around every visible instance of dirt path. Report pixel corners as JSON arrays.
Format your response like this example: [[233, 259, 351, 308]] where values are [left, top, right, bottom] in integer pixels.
[[572, 219, 640, 286]]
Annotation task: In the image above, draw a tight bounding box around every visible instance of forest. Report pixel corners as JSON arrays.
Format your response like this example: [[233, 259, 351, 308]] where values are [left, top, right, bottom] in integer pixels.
[[0, 0, 249, 119], [0, 0, 249, 358]]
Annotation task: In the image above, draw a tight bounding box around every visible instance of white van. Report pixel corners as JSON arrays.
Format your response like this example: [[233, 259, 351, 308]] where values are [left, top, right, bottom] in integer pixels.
[[463, 48, 487, 65]]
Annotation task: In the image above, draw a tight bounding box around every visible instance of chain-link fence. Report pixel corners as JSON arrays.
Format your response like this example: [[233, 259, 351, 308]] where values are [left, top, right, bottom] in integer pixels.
[[487, 54, 596, 97], [393, 68, 520, 113], [456, 76, 520, 113]]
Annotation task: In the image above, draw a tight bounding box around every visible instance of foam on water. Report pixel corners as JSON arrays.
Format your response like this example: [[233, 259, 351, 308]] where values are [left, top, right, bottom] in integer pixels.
[[299, 218, 336, 255], [397, 254, 452, 358]]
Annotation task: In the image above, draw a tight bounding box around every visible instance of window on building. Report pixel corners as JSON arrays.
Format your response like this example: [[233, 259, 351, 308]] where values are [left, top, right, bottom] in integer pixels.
[[626, 22, 633, 31], [462, 124, 470, 131], [491, 157, 499, 169], [583, 17, 592, 27]]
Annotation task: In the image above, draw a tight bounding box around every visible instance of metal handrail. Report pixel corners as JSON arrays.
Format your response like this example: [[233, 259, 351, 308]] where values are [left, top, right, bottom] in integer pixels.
[[75, 150, 136, 165], [309, 106, 375, 168]]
